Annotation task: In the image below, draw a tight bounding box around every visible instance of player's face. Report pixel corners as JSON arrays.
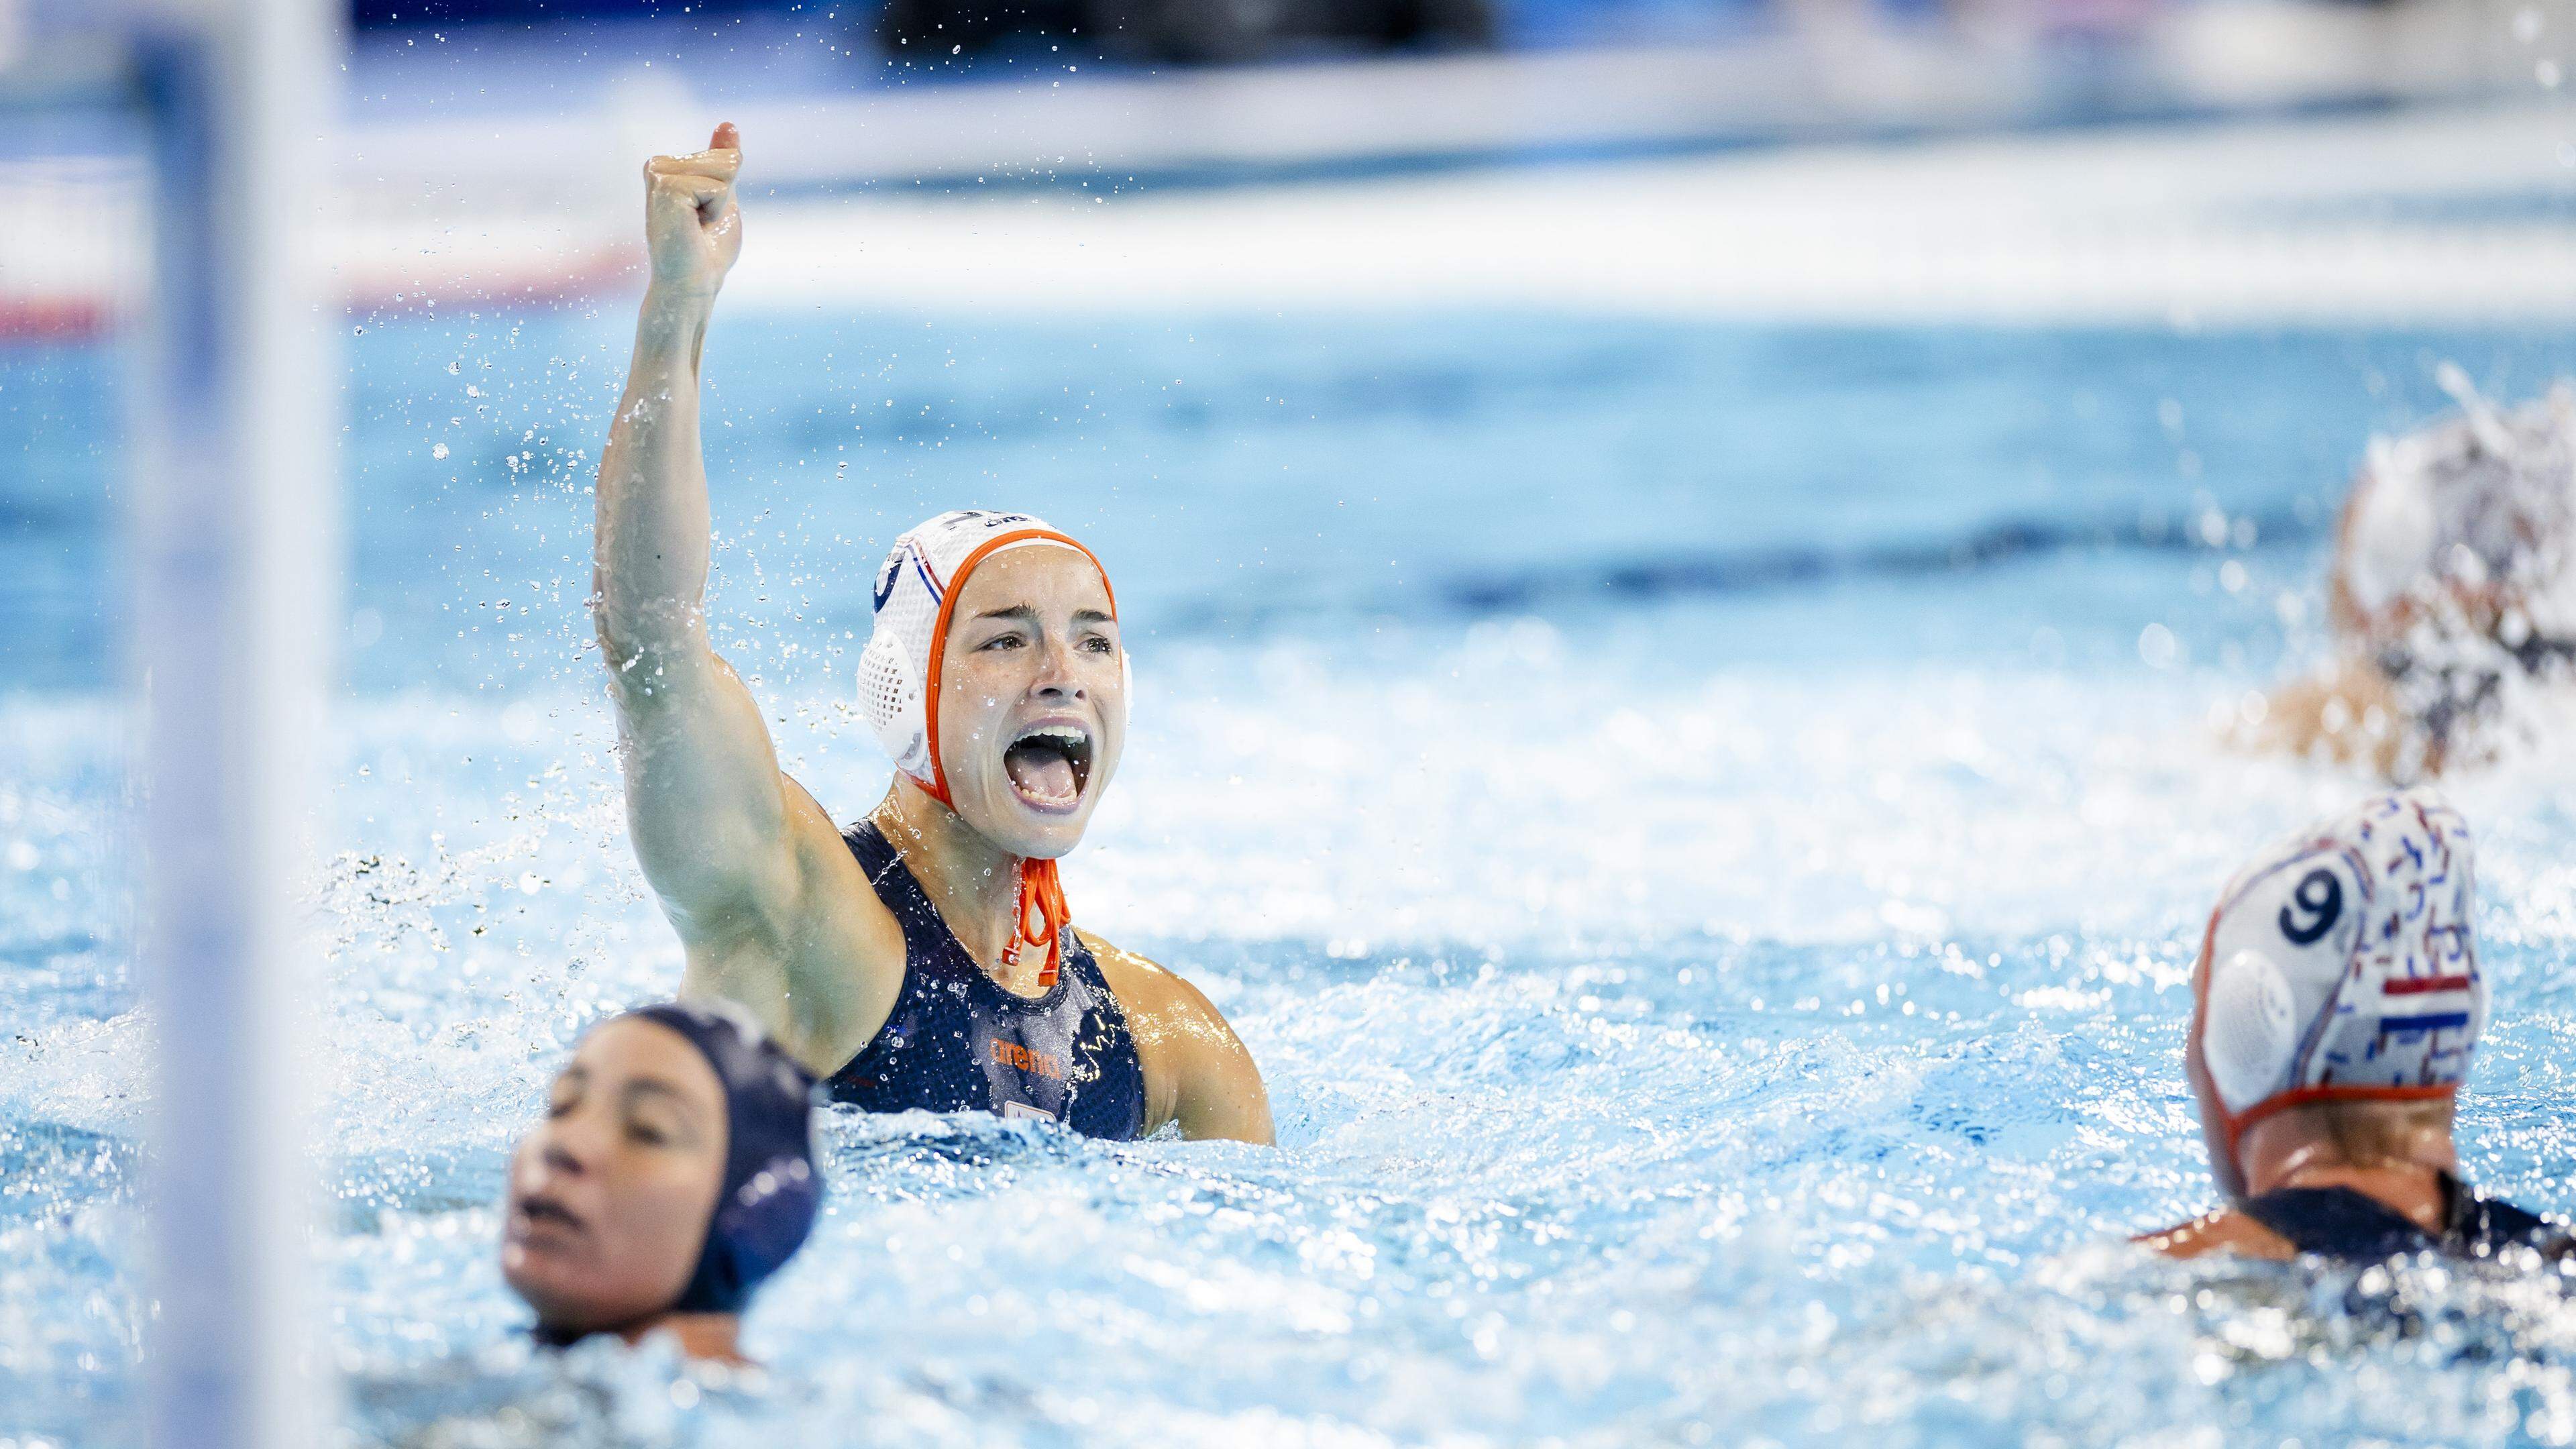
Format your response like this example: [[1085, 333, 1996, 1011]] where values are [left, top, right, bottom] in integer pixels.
[[935, 546, 1126, 860], [502, 1018, 729, 1336]]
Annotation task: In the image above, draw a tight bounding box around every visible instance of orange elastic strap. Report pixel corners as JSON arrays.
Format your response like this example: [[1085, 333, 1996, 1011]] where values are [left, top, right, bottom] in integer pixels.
[[1004, 859, 1073, 989], [2222, 1083, 2459, 1160]]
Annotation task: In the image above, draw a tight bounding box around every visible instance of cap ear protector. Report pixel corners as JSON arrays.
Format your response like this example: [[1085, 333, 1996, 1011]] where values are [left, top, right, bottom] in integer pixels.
[[2201, 949, 2298, 1114], [857, 627, 931, 782]]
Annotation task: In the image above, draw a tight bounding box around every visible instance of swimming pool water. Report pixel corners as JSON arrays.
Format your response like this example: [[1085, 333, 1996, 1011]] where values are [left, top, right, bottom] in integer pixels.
[[7, 311, 2576, 1446]]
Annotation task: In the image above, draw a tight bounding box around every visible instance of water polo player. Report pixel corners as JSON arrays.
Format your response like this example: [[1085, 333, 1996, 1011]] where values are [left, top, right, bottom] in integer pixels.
[[2253, 378, 2576, 780], [590, 124, 1273, 1143], [503, 1002, 821, 1361], [2139, 791, 2565, 1262]]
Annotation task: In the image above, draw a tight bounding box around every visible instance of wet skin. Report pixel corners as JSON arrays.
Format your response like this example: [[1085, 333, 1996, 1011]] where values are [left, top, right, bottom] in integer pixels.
[[592, 122, 1272, 1142]]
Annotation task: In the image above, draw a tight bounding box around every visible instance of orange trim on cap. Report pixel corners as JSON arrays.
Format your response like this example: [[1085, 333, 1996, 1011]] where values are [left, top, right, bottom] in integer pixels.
[[2187, 903, 2220, 1106], [2223, 1083, 2459, 1160], [918, 528, 1118, 806]]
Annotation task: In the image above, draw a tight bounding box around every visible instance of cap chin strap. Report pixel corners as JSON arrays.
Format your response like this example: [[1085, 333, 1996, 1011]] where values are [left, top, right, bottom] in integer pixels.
[[1005, 859, 1069, 990], [914, 775, 1069, 989], [914, 757, 1069, 991]]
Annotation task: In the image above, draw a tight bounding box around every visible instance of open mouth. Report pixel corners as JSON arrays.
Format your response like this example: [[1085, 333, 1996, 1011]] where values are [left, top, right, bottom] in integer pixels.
[[1002, 722, 1093, 814]]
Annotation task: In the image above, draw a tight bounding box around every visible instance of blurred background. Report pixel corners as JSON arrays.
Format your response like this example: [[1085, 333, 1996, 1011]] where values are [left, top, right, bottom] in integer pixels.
[[12, 1, 2576, 1446], [7, 0, 2575, 360], [9, 0, 2576, 690]]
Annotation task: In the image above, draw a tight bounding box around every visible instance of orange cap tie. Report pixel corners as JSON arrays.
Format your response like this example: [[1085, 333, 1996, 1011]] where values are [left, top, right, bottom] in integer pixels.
[[1000, 859, 1070, 989]]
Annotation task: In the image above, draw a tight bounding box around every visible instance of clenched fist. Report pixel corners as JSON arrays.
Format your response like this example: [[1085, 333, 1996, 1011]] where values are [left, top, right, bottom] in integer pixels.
[[643, 122, 743, 303]]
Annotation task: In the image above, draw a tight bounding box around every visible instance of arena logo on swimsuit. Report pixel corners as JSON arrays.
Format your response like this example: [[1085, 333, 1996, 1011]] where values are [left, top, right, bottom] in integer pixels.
[[992, 1039, 1067, 1081]]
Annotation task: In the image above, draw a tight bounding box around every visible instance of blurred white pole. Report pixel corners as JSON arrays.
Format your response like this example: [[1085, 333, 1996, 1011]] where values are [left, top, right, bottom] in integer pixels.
[[129, 0, 340, 1444]]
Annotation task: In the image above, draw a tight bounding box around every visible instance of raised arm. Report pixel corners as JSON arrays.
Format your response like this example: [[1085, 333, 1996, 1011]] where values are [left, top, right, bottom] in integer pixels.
[[592, 125, 896, 1067]]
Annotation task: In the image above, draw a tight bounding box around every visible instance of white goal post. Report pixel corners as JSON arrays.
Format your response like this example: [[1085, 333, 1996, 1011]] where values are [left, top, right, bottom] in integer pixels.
[[7, 0, 345, 1443]]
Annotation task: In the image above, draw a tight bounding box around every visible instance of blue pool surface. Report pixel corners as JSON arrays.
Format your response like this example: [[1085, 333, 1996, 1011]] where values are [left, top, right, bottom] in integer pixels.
[[7, 309, 2576, 1446]]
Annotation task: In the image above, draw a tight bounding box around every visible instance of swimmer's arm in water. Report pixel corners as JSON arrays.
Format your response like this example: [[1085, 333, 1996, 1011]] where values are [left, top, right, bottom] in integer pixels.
[[2133, 1210, 2294, 1261], [592, 124, 904, 1073], [1081, 932, 1275, 1145]]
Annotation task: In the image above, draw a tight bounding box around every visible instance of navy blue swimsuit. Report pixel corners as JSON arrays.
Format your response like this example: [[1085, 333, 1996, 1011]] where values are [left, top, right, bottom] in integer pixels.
[[826, 822, 1148, 1140], [2241, 1175, 2567, 1263]]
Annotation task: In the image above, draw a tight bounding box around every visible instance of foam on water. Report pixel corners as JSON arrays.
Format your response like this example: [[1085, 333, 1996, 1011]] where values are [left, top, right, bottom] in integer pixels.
[[9, 313, 2576, 1445], [13, 626, 2576, 1446]]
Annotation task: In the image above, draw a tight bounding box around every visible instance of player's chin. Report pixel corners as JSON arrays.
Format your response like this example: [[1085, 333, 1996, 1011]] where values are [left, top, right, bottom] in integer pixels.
[[996, 804, 1092, 860], [968, 782, 1097, 859]]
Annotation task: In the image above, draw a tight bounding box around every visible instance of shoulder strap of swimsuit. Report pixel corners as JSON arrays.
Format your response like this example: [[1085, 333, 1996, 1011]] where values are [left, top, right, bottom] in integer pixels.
[[841, 820, 943, 936], [842, 818, 895, 871], [1055, 928, 1122, 1008], [2440, 1173, 2573, 1258], [2240, 1185, 2437, 1260]]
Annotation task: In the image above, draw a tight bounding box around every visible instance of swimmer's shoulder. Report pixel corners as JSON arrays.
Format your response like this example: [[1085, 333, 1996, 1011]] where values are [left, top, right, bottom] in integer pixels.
[[1077, 930, 1234, 1063], [2135, 1208, 2297, 1262], [682, 775, 906, 1078], [1077, 930, 1273, 1145]]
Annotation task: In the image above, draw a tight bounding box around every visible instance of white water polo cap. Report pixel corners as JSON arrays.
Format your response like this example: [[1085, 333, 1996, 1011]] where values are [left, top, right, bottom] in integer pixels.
[[2338, 374, 2576, 637], [2196, 790, 2483, 1152], [857, 509, 1119, 800]]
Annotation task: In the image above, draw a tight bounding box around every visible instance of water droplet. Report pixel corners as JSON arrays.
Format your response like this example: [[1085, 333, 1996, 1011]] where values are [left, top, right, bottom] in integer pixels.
[[431, 443, 449, 460]]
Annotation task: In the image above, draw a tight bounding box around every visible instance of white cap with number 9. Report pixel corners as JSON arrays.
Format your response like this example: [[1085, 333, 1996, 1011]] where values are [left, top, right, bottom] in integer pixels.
[[2195, 789, 2484, 1148]]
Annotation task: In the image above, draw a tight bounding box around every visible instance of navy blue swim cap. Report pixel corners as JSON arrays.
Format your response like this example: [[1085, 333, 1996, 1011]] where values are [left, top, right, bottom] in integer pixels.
[[621, 1001, 822, 1316]]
